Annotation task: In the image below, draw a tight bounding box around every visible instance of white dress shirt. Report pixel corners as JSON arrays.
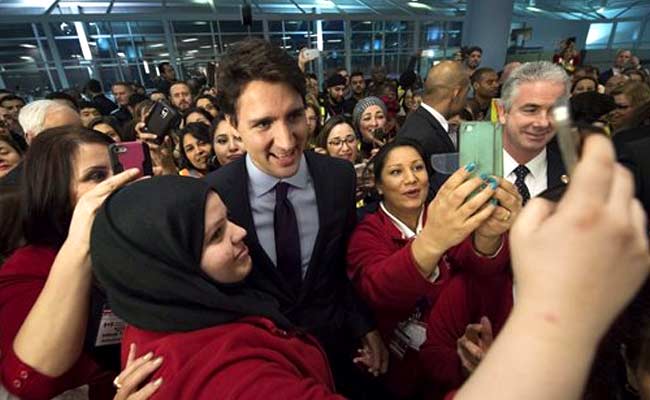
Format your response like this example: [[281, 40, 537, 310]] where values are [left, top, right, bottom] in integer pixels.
[[503, 148, 548, 198], [246, 154, 319, 278]]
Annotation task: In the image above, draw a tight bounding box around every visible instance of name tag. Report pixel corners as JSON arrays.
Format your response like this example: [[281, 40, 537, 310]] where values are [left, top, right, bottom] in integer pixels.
[[95, 308, 125, 347]]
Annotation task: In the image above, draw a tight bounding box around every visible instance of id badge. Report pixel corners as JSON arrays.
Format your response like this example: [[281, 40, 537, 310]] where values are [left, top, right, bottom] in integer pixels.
[[403, 321, 427, 351], [95, 307, 125, 347]]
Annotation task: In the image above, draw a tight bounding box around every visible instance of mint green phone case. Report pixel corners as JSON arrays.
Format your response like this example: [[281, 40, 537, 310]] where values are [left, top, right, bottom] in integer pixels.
[[458, 121, 503, 178]]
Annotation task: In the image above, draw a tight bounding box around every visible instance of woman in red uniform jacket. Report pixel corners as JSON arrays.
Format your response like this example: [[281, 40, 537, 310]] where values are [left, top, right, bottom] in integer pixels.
[[0, 128, 142, 399], [346, 139, 520, 398], [91, 176, 347, 400]]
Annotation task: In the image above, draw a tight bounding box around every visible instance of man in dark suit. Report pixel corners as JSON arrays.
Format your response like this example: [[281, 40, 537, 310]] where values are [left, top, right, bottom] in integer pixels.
[[204, 39, 387, 398], [618, 136, 650, 220], [398, 61, 468, 162], [598, 49, 632, 85], [83, 79, 117, 116], [497, 61, 569, 203]]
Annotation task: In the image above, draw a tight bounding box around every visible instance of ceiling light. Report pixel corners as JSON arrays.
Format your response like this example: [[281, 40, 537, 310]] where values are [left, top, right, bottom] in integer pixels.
[[597, 6, 606, 12], [20, 56, 34, 61], [200, 45, 212, 49], [407, 2, 433, 10], [193, 21, 207, 25], [526, 6, 543, 12], [150, 43, 165, 48], [117, 52, 126, 57], [315, 0, 334, 6], [282, 36, 291, 40], [159, 53, 169, 56], [182, 38, 198, 43], [327, 39, 342, 43], [362, 21, 372, 24], [187, 50, 199, 53], [20, 44, 37, 49]]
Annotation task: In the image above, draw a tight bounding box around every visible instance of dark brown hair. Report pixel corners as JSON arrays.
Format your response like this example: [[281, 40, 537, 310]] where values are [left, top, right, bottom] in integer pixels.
[[22, 126, 113, 247], [316, 114, 355, 150], [216, 38, 306, 127]]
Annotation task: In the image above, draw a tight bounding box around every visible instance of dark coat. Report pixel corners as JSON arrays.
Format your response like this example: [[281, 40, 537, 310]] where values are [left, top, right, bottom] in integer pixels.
[[204, 152, 375, 355]]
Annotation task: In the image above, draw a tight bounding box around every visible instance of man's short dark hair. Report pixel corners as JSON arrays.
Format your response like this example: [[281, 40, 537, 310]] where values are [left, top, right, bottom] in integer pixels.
[[169, 81, 191, 93], [467, 46, 483, 55], [45, 91, 78, 110], [0, 95, 25, 107], [158, 62, 172, 74], [112, 81, 133, 90], [350, 71, 365, 80], [471, 67, 496, 85], [217, 38, 306, 127], [78, 100, 100, 111], [85, 79, 103, 94]]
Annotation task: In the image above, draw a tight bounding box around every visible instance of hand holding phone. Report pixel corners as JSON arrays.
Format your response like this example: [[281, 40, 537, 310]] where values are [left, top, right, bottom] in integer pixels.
[[109, 142, 154, 177], [144, 101, 181, 145]]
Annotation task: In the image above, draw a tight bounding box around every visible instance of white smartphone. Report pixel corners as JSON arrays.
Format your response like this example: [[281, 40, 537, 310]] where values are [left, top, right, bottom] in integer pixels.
[[303, 49, 320, 61]]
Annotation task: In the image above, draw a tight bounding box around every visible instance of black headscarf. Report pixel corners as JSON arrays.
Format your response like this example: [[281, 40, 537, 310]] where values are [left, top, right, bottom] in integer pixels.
[[91, 175, 291, 332]]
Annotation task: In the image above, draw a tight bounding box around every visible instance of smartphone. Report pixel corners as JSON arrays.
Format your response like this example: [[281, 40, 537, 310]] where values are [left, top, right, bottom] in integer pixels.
[[372, 128, 386, 143], [109, 141, 153, 176], [303, 49, 320, 61], [144, 100, 181, 145], [458, 121, 503, 178]]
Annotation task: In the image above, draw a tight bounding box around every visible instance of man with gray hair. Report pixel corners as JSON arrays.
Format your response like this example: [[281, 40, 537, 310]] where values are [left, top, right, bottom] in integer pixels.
[[18, 99, 81, 144], [498, 61, 569, 204], [0, 100, 81, 187]]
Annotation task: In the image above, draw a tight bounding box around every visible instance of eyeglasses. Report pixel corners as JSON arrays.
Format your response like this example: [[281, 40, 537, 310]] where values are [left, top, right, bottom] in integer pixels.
[[328, 135, 357, 147]]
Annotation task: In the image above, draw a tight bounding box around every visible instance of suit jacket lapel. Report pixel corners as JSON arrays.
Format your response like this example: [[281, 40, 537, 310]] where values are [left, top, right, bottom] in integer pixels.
[[227, 161, 296, 301], [417, 106, 456, 152], [299, 153, 329, 297], [546, 141, 567, 188]]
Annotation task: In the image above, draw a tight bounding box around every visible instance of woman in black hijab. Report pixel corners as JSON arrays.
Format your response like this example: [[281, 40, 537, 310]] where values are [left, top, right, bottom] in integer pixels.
[[91, 176, 345, 399]]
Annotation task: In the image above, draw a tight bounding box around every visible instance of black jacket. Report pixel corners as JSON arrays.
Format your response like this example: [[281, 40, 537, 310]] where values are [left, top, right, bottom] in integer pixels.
[[203, 152, 374, 355], [397, 105, 456, 161]]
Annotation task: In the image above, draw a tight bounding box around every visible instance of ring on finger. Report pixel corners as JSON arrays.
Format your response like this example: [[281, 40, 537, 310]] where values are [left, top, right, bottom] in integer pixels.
[[502, 210, 512, 222], [113, 375, 123, 389]]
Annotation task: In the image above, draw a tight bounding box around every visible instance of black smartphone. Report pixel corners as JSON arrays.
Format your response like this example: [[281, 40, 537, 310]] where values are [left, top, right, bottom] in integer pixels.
[[144, 100, 181, 145], [109, 141, 153, 176]]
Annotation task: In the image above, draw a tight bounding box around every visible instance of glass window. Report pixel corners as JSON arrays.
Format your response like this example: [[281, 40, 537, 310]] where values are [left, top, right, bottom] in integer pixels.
[[385, 33, 399, 50], [322, 20, 343, 32], [268, 21, 284, 32], [642, 20, 650, 44], [172, 21, 211, 34], [586, 23, 613, 49], [282, 20, 311, 32], [323, 33, 345, 51], [2, 67, 55, 97], [0, 22, 34, 38], [612, 21, 641, 44], [351, 33, 373, 52], [446, 21, 463, 47], [219, 20, 263, 33], [422, 22, 444, 47], [130, 21, 165, 35], [351, 21, 374, 32], [351, 55, 374, 75]]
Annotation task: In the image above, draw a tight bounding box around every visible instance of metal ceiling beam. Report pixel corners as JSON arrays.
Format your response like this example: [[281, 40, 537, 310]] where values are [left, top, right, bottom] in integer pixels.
[[288, 0, 307, 14], [107, 0, 115, 14], [352, 0, 381, 15], [0, 11, 463, 24], [383, 0, 415, 16], [614, 0, 641, 18], [44, 0, 60, 15], [250, 0, 264, 14]]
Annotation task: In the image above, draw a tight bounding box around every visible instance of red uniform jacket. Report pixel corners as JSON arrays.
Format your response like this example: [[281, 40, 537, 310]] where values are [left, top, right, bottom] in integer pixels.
[[420, 271, 513, 399], [121, 317, 346, 399], [346, 207, 510, 398], [0, 246, 113, 400]]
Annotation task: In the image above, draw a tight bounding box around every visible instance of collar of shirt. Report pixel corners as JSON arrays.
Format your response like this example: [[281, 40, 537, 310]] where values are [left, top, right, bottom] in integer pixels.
[[503, 147, 547, 180], [246, 153, 310, 198], [420, 102, 449, 133], [380, 202, 424, 239]]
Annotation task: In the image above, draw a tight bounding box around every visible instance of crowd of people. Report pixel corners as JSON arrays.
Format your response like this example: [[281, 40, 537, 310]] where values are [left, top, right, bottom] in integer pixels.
[[0, 36, 649, 400]]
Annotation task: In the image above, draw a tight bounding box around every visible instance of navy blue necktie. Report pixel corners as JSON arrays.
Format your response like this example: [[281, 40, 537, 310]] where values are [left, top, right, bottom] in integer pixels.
[[514, 165, 531, 205], [274, 182, 302, 293]]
